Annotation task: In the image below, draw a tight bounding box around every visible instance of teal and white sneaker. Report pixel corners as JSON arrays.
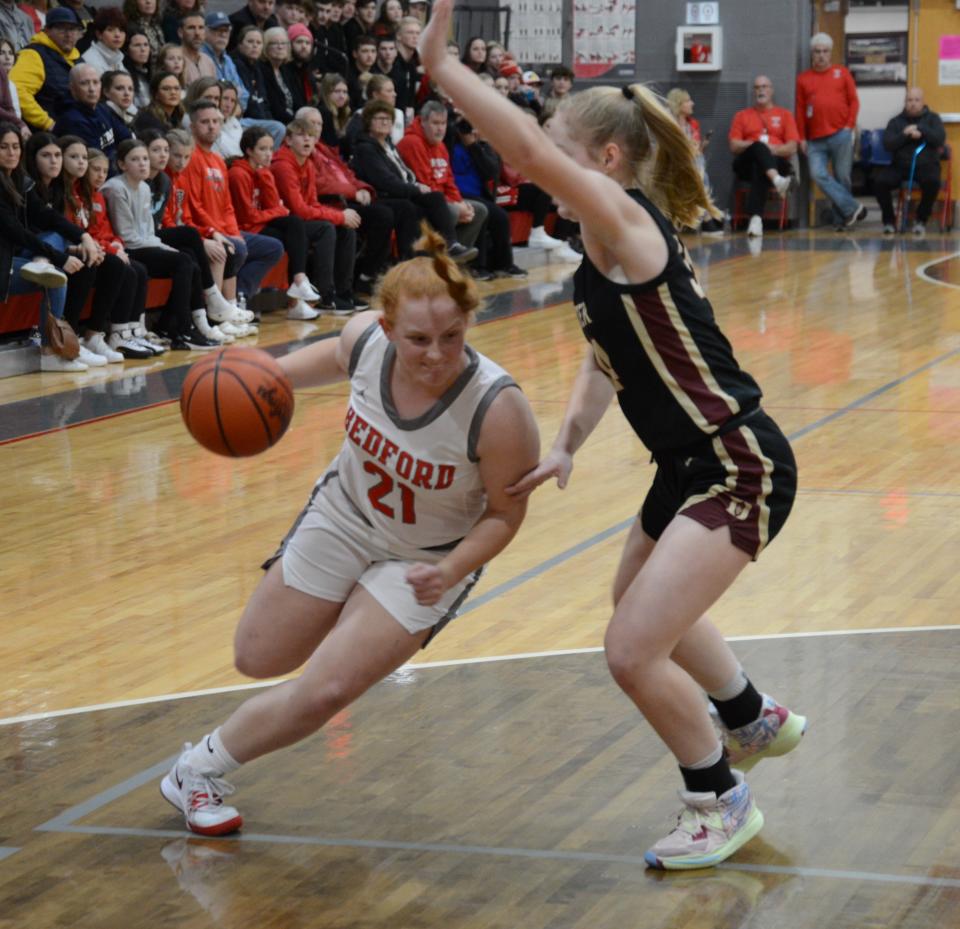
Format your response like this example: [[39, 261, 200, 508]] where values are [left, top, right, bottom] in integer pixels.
[[717, 694, 808, 772], [645, 770, 763, 870]]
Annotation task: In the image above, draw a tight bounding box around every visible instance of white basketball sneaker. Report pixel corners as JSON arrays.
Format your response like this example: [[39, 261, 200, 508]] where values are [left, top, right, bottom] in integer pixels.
[[160, 744, 243, 836]]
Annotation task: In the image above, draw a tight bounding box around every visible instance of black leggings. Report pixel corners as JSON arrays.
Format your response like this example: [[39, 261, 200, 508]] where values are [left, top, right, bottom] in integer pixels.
[[129, 246, 201, 334], [372, 198, 420, 261], [516, 183, 553, 227], [64, 254, 147, 334], [260, 216, 341, 293], [409, 190, 457, 243], [158, 226, 216, 290], [477, 200, 514, 272], [353, 201, 395, 276]]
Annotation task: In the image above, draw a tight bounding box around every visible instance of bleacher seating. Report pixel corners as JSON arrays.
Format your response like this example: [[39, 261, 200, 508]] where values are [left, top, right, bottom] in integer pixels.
[[0, 255, 291, 339]]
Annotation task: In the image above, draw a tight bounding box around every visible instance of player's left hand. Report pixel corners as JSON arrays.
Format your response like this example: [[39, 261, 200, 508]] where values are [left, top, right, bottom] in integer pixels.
[[418, 0, 453, 73], [405, 562, 449, 606]]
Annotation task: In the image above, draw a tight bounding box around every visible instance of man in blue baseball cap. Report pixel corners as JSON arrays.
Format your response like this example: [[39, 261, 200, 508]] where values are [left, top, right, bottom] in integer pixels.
[[10, 6, 84, 130], [203, 11, 243, 90]]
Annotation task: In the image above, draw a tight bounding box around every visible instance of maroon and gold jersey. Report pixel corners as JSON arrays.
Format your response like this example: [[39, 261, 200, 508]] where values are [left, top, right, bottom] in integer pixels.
[[572, 189, 762, 454]]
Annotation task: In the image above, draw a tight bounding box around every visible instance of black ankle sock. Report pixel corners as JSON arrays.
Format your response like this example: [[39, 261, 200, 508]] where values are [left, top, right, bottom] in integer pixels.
[[710, 680, 763, 730], [679, 757, 737, 795]]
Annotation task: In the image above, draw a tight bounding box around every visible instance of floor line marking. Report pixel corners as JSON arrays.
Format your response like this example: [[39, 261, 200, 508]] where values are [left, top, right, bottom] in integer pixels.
[[916, 250, 960, 290], [786, 344, 960, 441], [33, 756, 179, 831], [3, 625, 957, 728], [33, 824, 960, 890], [800, 487, 960, 499]]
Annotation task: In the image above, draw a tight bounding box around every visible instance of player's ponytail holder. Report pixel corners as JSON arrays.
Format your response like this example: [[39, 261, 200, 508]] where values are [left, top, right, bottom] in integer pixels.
[[622, 84, 635, 101]]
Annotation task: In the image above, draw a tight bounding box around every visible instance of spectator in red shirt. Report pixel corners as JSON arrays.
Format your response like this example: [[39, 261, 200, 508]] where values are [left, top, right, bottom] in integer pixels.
[[229, 124, 336, 319], [728, 75, 798, 238], [796, 33, 866, 228], [270, 115, 362, 312], [295, 104, 394, 290], [397, 99, 487, 254], [182, 98, 283, 306]]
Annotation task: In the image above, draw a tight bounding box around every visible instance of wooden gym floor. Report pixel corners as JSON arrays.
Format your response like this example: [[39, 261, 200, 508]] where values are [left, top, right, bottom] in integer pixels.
[[3, 230, 960, 928]]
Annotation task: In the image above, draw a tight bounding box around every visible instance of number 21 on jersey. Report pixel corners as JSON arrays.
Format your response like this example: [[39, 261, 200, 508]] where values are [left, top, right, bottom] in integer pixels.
[[364, 461, 416, 524]]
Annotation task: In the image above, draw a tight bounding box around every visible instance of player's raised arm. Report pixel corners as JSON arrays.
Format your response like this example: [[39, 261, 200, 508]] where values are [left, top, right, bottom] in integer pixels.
[[418, 0, 714, 283]]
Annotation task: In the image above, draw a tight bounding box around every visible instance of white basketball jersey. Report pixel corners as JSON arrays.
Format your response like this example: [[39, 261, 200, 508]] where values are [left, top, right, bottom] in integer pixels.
[[329, 322, 517, 552]]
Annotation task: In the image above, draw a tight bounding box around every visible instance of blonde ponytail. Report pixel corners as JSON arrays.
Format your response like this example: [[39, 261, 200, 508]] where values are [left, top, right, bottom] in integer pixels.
[[378, 222, 480, 325], [560, 83, 720, 228]]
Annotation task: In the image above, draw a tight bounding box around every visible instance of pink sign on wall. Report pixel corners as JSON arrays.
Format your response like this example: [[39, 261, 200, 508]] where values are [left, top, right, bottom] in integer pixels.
[[939, 35, 960, 85]]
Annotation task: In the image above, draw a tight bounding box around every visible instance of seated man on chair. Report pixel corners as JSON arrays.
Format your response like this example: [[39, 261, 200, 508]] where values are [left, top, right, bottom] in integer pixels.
[[729, 75, 798, 238], [874, 87, 945, 236]]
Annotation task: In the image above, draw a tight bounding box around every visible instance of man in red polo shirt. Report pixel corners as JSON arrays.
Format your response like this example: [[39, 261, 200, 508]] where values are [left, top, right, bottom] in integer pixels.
[[729, 75, 799, 238], [796, 32, 866, 228]]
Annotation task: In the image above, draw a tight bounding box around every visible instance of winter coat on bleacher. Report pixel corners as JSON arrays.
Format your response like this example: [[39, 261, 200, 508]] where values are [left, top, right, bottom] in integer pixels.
[[9, 29, 80, 130]]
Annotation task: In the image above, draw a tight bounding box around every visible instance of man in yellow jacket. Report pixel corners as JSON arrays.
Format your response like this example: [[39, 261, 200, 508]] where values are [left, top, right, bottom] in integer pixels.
[[10, 6, 83, 131]]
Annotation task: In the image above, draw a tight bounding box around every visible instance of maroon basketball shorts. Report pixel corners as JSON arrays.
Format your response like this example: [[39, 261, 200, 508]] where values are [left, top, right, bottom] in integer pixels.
[[640, 409, 797, 559]]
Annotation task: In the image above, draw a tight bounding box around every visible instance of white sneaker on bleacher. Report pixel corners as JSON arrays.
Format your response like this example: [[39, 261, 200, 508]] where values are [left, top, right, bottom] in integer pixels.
[[552, 243, 583, 263], [82, 332, 123, 364], [527, 226, 565, 249], [40, 352, 87, 372], [287, 300, 320, 320], [77, 344, 108, 367]]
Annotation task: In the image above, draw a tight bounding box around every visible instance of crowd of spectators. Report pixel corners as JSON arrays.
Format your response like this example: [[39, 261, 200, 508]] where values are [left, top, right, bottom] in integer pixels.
[[5, 6, 943, 376], [0, 0, 582, 373]]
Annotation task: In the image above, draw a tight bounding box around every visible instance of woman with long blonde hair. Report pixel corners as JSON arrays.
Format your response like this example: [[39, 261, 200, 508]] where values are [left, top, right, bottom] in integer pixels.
[[159, 225, 540, 837], [418, 0, 806, 872], [665, 86, 722, 235]]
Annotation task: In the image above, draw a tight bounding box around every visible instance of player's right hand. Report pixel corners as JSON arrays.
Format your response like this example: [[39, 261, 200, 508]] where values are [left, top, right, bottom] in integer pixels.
[[505, 448, 573, 498]]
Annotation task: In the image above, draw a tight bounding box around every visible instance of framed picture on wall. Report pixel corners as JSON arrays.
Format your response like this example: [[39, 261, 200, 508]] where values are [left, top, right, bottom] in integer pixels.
[[845, 32, 908, 85], [675, 25, 722, 71]]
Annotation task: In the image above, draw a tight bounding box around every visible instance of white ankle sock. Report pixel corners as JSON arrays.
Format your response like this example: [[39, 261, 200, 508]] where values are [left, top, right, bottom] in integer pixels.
[[708, 667, 748, 702], [185, 728, 241, 775], [685, 742, 724, 770]]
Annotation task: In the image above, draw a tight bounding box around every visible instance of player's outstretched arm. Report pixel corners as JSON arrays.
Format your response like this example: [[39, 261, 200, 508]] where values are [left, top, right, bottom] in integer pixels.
[[277, 311, 382, 389], [419, 0, 665, 279], [507, 347, 615, 498], [405, 386, 540, 606]]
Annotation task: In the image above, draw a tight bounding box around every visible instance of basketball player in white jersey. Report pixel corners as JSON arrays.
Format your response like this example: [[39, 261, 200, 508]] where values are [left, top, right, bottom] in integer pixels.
[[161, 227, 540, 835]]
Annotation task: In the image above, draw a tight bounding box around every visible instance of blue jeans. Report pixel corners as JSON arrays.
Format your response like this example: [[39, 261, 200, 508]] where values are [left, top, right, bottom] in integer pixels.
[[13, 233, 68, 347], [227, 232, 284, 300], [807, 128, 858, 223]]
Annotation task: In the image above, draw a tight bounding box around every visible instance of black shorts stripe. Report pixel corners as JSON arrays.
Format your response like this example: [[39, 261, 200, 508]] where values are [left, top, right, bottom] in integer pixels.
[[640, 410, 796, 559]]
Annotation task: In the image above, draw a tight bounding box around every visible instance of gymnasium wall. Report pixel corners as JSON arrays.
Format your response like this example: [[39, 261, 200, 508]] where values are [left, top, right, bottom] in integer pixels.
[[588, 0, 813, 218], [911, 0, 960, 225]]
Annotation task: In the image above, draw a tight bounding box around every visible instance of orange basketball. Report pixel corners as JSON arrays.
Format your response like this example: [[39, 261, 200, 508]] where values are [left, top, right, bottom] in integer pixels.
[[180, 347, 294, 457]]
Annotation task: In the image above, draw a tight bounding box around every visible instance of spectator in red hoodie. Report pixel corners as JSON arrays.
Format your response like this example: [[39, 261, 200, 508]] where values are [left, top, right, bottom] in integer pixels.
[[163, 125, 250, 333], [229, 123, 338, 320], [397, 99, 487, 255], [270, 115, 362, 313], [796, 32, 865, 229], [296, 103, 397, 291], [182, 98, 284, 309]]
